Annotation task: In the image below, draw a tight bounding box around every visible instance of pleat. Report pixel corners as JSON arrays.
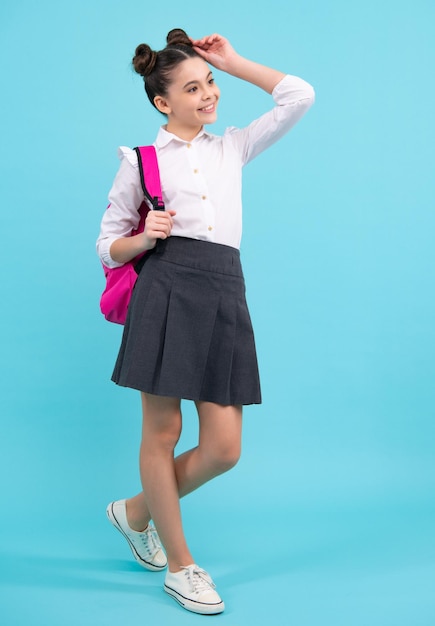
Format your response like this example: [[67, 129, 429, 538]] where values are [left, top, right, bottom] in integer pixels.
[[111, 237, 261, 405]]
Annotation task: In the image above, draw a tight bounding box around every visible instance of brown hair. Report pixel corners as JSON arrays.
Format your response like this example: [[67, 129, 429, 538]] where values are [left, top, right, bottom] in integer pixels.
[[132, 29, 201, 109]]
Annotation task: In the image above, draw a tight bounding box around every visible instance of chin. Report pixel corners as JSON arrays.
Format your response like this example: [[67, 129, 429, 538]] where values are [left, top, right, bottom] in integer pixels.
[[203, 114, 218, 125]]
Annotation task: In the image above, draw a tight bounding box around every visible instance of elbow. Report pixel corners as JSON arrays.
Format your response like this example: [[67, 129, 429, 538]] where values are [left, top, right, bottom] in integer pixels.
[[96, 237, 124, 269], [302, 84, 315, 107], [296, 84, 315, 116], [308, 85, 316, 104]]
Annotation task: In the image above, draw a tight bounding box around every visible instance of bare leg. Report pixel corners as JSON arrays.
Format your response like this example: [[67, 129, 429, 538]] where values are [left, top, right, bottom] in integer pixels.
[[138, 393, 193, 571], [128, 397, 242, 571], [175, 400, 242, 495]]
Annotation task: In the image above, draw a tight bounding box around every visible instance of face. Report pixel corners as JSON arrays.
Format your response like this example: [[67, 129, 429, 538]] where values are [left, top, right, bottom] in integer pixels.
[[154, 56, 220, 140]]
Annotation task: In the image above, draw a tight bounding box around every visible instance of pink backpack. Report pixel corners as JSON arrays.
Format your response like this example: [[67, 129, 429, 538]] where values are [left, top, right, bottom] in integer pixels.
[[100, 146, 164, 325]]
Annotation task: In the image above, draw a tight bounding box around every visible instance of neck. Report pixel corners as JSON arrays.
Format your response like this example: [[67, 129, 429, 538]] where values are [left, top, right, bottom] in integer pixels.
[[165, 123, 203, 142]]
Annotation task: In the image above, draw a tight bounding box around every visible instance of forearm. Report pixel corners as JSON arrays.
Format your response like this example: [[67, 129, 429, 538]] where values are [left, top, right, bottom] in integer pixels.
[[109, 208, 176, 264], [110, 232, 154, 264], [225, 55, 286, 94], [192, 34, 286, 94]]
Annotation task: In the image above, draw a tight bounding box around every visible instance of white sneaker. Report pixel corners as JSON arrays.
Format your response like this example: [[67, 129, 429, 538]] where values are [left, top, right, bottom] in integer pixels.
[[106, 500, 167, 571], [164, 564, 225, 614]]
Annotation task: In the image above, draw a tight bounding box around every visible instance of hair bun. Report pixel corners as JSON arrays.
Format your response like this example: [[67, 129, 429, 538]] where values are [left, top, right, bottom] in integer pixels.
[[166, 28, 192, 47], [132, 43, 158, 77]]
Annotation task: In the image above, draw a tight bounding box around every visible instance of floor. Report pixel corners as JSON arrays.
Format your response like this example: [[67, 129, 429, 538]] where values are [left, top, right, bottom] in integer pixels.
[[1, 457, 434, 626]]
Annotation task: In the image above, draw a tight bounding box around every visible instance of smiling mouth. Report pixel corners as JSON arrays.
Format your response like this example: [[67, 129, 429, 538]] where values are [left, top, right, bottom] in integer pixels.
[[198, 103, 216, 112]]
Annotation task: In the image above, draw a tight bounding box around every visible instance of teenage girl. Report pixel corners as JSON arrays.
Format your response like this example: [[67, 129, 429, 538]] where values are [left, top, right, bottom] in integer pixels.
[[97, 28, 314, 615]]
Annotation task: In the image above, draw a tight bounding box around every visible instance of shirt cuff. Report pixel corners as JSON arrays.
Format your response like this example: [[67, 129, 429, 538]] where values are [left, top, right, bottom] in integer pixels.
[[97, 236, 125, 269]]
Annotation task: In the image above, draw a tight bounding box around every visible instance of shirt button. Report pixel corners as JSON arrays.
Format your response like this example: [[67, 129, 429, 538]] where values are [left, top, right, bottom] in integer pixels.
[[186, 143, 192, 149], [202, 195, 207, 200], [194, 169, 198, 174], [208, 226, 213, 231]]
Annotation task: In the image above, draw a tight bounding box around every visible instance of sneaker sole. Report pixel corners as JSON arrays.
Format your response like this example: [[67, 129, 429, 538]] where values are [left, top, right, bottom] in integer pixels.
[[164, 584, 225, 615], [106, 503, 167, 571]]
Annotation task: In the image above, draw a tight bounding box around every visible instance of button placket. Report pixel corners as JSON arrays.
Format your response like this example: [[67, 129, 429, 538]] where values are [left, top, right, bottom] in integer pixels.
[[185, 142, 215, 238]]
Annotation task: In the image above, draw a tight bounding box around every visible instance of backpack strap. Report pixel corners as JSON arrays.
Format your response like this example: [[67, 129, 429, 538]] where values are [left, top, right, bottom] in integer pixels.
[[134, 146, 165, 211]]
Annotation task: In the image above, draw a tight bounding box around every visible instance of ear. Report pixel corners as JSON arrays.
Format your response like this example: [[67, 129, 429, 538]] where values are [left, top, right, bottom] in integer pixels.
[[154, 95, 171, 115]]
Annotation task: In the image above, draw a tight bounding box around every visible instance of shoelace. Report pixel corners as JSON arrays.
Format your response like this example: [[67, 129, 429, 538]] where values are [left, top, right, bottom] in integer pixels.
[[138, 524, 161, 557], [182, 566, 216, 594]]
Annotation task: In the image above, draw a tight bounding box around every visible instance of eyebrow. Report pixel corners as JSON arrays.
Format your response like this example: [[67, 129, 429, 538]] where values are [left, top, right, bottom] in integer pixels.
[[183, 71, 213, 89]]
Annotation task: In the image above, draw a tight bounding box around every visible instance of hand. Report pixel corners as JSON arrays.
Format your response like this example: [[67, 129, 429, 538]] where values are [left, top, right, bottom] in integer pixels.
[[144, 209, 176, 247], [191, 34, 239, 72]]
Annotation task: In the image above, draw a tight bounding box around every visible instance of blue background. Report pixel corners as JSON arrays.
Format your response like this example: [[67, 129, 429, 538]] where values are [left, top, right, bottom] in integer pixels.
[[1, 0, 434, 624]]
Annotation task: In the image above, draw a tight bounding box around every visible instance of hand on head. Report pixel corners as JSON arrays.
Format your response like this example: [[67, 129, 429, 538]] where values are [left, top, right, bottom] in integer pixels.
[[190, 34, 238, 72]]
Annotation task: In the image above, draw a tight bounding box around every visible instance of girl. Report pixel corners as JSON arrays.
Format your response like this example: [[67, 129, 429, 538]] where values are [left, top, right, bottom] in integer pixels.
[[97, 28, 314, 615]]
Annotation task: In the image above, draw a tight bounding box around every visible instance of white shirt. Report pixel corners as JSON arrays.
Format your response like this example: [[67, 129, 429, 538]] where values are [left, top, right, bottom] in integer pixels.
[[97, 74, 315, 268]]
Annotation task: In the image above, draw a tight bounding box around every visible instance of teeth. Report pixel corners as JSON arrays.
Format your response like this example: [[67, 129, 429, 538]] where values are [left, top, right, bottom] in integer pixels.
[[200, 104, 214, 112]]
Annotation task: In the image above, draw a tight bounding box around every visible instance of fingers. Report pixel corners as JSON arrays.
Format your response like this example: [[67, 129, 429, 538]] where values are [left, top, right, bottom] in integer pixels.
[[145, 210, 175, 241], [191, 34, 226, 51], [191, 34, 235, 71], [191, 34, 218, 47]]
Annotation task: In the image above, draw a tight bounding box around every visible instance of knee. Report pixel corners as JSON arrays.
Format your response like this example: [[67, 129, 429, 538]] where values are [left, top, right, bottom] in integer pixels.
[[142, 420, 182, 455], [153, 427, 182, 453], [141, 395, 182, 454], [208, 442, 241, 475]]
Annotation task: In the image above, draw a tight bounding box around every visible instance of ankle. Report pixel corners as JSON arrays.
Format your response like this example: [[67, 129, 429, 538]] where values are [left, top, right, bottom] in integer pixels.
[[168, 557, 195, 573], [125, 498, 151, 532]]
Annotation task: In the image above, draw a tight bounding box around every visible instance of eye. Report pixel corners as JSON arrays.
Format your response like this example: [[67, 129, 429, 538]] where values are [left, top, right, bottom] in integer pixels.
[[208, 78, 215, 85], [188, 86, 198, 93]]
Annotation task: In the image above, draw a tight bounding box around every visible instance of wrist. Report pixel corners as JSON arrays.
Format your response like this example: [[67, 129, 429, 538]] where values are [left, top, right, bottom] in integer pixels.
[[222, 52, 246, 76], [141, 231, 156, 252]]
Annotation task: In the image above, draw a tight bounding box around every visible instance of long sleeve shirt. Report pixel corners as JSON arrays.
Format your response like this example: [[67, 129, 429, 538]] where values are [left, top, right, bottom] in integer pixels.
[[97, 74, 315, 268]]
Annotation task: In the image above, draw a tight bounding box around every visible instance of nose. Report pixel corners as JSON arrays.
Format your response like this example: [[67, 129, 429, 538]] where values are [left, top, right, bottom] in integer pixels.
[[202, 84, 214, 99]]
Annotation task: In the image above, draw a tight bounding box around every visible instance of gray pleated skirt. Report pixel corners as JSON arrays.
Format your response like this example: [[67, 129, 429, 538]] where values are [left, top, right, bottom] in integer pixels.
[[112, 236, 261, 405]]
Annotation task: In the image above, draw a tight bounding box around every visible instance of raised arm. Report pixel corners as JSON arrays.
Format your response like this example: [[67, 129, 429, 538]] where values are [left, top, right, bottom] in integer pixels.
[[191, 34, 286, 94], [193, 33, 314, 166]]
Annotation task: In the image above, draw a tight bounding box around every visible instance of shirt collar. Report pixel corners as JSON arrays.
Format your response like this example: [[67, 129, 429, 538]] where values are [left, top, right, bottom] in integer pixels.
[[155, 126, 212, 148]]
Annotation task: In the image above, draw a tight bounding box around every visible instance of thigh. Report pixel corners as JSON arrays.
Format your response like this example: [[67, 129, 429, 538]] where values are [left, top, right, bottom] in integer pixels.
[[195, 401, 243, 453], [141, 393, 182, 448]]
